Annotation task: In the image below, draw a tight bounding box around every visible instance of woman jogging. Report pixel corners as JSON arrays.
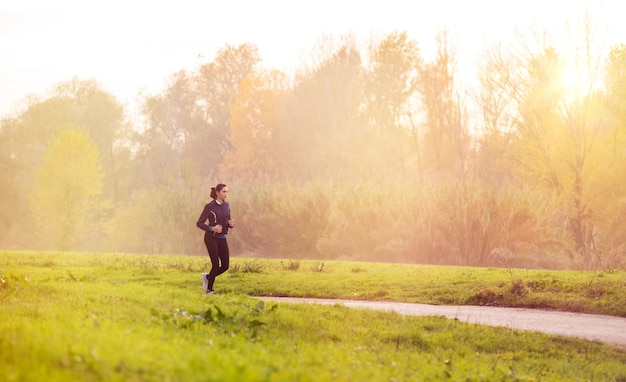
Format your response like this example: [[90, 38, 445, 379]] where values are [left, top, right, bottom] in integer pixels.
[[196, 183, 235, 295]]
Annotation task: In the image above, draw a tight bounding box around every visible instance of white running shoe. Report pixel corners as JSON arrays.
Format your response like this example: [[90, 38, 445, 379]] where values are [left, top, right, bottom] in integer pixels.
[[206, 290, 215, 296], [201, 273, 209, 294]]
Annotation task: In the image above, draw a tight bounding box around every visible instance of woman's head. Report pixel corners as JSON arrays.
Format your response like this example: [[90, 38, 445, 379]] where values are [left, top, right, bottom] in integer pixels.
[[210, 183, 228, 201]]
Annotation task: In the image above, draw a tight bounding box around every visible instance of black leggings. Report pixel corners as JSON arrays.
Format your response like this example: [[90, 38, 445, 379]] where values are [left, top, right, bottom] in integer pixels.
[[204, 234, 230, 291]]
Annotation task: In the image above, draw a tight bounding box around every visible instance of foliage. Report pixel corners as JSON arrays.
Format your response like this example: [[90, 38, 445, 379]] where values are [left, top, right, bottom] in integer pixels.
[[235, 181, 331, 258], [417, 29, 469, 177], [0, 79, 127, 249], [477, 29, 620, 269], [287, 38, 364, 181], [365, 31, 421, 132], [195, 43, 261, 169], [106, 161, 207, 255], [424, 183, 563, 267], [2, 26, 626, 271], [29, 128, 106, 251], [139, 70, 205, 185], [101, 175, 568, 267], [222, 69, 290, 180]]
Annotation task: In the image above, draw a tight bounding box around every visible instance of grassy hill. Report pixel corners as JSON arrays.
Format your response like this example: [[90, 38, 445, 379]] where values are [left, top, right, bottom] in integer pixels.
[[1, 251, 625, 381]]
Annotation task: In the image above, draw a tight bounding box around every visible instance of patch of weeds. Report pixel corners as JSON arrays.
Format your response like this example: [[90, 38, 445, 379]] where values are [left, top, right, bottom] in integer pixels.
[[231, 261, 264, 274], [66, 270, 80, 282], [385, 331, 431, 351], [585, 272, 611, 299], [164, 261, 184, 270], [469, 287, 503, 306], [527, 277, 568, 292], [135, 257, 161, 273], [586, 284, 608, 299], [526, 279, 546, 291], [150, 307, 171, 322], [0, 273, 29, 293], [39, 259, 56, 267], [508, 279, 528, 297], [280, 260, 300, 271], [614, 373, 626, 382], [88, 258, 105, 267], [171, 300, 277, 339], [172, 305, 234, 329], [310, 262, 325, 272], [64, 270, 90, 282], [371, 290, 388, 299], [351, 267, 366, 273], [164, 260, 197, 272], [244, 300, 278, 338], [9, 273, 29, 283], [470, 279, 528, 306]]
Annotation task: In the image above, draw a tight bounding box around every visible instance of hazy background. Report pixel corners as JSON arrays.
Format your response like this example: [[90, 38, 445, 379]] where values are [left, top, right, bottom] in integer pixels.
[[2, 0, 623, 116], [1, 0, 625, 270]]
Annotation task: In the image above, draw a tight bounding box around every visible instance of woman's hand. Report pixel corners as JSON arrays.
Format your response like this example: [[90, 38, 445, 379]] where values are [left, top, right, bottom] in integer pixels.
[[213, 224, 223, 233], [228, 218, 235, 228]]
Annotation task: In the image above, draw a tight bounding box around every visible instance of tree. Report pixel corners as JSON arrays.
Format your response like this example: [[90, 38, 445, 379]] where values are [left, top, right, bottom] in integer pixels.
[[0, 125, 18, 245], [30, 128, 105, 251], [194, 43, 261, 172], [475, 42, 519, 186], [287, 35, 363, 180], [139, 70, 205, 187], [481, 22, 614, 267], [51, 78, 127, 203], [589, 44, 626, 267], [105, 161, 207, 255], [0, 79, 128, 248], [364, 31, 421, 132], [139, 44, 261, 184], [417, 29, 470, 179], [361, 31, 423, 180], [222, 69, 290, 180]]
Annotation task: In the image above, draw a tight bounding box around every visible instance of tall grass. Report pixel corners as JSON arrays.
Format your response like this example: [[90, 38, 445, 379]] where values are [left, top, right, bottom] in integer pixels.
[[233, 180, 577, 268], [1, 251, 625, 381]]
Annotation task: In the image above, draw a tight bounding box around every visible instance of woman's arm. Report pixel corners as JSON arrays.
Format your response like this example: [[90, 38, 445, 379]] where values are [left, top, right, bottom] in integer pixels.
[[196, 205, 214, 233]]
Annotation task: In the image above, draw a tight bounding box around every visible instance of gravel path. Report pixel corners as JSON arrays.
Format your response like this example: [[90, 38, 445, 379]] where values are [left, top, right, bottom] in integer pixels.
[[259, 297, 626, 349]]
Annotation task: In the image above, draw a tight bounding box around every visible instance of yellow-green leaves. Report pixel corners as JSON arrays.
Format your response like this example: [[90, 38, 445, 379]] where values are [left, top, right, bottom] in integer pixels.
[[30, 128, 105, 250]]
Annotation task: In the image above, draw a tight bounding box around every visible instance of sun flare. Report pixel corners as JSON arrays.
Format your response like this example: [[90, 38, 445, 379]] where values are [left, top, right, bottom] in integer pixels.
[[556, 57, 600, 103]]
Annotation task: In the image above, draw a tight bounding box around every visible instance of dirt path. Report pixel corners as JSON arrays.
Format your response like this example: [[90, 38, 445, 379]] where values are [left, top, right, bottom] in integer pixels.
[[259, 297, 626, 349]]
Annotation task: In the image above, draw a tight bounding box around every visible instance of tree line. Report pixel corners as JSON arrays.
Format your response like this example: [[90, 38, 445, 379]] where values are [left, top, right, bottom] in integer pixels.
[[1, 26, 625, 269]]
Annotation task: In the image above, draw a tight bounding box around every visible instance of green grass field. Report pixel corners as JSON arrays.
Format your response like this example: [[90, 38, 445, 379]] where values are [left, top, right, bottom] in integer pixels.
[[1, 251, 625, 381]]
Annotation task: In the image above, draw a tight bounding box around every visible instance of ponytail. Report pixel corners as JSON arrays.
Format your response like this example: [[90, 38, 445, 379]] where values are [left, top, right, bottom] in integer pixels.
[[210, 183, 227, 200]]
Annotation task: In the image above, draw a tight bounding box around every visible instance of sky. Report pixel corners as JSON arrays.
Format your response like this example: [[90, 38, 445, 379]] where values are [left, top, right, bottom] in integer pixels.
[[1, 0, 624, 118]]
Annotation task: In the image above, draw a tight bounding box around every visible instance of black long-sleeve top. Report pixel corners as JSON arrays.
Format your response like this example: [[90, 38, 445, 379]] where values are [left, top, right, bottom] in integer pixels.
[[196, 200, 232, 238]]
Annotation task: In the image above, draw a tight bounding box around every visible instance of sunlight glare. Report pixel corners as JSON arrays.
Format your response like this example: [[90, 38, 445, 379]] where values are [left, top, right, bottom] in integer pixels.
[[558, 62, 590, 103]]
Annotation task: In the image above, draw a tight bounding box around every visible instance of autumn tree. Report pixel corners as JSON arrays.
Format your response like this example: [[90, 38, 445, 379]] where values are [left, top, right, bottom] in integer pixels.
[[139, 70, 205, 187], [364, 31, 421, 132], [361, 31, 423, 180], [606, 44, 626, 120], [194, 43, 261, 173], [417, 30, 470, 180], [479, 22, 615, 267], [288, 35, 363, 181], [137, 44, 261, 187], [475, 42, 519, 186], [0, 124, 18, 246], [30, 128, 106, 251], [590, 44, 626, 267], [222, 69, 290, 180]]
